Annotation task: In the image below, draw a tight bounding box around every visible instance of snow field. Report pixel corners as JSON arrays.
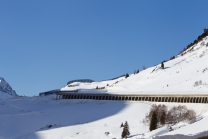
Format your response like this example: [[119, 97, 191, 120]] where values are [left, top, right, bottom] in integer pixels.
[[0, 96, 151, 139], [1, 95, 208, 139]]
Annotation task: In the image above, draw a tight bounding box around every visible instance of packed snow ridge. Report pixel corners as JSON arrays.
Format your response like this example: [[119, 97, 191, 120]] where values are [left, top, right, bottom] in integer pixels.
[[0, 77, 17, 97]]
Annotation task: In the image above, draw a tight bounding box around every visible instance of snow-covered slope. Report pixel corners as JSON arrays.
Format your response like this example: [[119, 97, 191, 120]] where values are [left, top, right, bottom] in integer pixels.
[[62, 36, 208, 95], [1, 36, 208, 139], [1, 96, 208, 139], [0, 77, 17, 98], [109, 37, 208, 94], [61, 76, 126, 92], [0, 96, 150, 139]]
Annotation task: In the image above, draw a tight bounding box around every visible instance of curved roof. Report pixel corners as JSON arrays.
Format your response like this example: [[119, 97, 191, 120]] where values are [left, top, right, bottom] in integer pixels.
[[67, 79, 94, 85]]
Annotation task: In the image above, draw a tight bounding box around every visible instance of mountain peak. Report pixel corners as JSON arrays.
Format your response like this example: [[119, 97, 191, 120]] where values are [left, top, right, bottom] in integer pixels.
[[0, 77, 17, 97]]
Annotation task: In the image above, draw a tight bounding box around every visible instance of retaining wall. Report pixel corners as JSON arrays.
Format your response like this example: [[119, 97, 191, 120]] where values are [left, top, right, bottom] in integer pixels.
[[56, 92, 208, 103]]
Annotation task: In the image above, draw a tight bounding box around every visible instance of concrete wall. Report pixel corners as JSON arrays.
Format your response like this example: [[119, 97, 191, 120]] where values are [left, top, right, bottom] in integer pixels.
[[56, 93, 208, 103]]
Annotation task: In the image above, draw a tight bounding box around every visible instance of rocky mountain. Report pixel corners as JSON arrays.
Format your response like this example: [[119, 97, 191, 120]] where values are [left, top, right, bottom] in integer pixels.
[[0, 77, 17, 96]]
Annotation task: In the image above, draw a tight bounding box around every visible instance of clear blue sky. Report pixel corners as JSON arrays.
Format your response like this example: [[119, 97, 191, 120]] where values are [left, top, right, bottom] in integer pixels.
[[1, 1, 208, 96]]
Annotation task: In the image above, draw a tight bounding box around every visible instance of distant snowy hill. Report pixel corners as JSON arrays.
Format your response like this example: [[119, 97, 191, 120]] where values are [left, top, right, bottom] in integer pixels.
[[62, 36, 208, 95], [0, 77, 17, 97]]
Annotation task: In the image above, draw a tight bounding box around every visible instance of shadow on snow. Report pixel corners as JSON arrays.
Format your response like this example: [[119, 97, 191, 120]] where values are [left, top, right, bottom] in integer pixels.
[[2, 99, 128, 139]]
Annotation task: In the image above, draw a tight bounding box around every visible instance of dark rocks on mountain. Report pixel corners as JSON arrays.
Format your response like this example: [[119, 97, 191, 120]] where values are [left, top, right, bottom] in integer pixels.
[[0, 77, 17, 96]]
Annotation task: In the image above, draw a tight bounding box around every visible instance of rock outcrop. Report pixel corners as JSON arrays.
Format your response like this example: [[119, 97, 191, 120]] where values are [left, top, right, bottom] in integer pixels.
[[0, 77, 17, 96]]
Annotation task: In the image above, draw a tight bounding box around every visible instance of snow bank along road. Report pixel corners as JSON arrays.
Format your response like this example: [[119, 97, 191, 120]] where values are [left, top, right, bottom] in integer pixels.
[[56, 92, 208, 103]]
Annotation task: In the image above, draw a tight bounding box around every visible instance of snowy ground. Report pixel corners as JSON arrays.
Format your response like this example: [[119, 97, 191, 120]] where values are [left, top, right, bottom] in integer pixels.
[[0, 95, 150, 139], [0, 91, 13, 99], [1, 95, 208, 139]]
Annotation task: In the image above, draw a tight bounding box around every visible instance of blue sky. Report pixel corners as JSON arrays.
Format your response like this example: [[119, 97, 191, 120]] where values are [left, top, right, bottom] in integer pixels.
[[1, 1, 208, 96]]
